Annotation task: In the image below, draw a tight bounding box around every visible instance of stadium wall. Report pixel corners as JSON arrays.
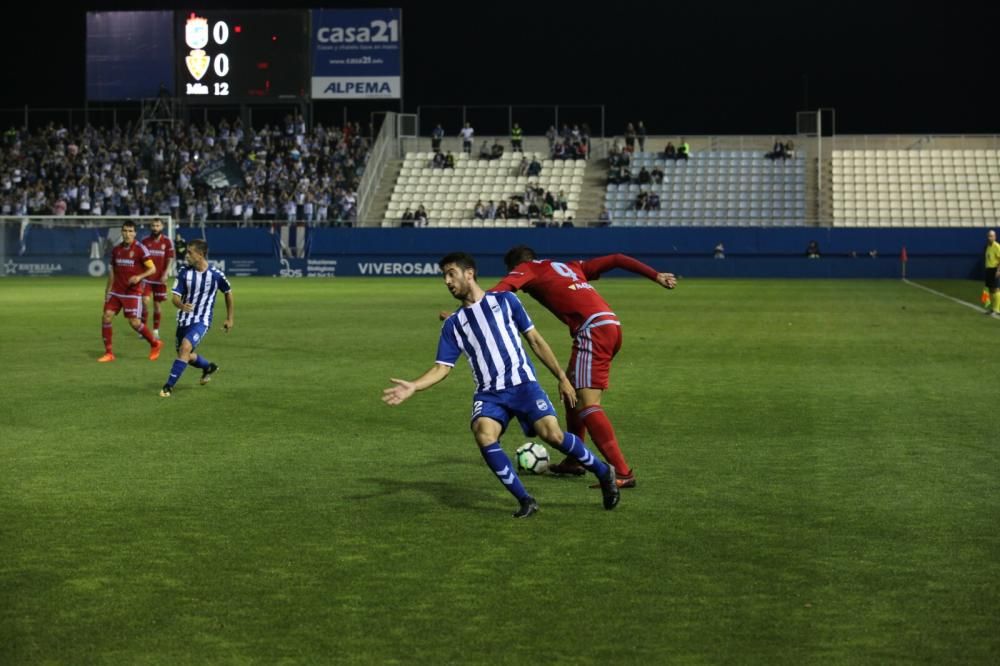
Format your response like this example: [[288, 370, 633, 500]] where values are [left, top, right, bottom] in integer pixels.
[[4, 227, 983, 279]]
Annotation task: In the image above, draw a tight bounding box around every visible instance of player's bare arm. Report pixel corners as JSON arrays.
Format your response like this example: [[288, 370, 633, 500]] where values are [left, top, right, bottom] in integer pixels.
[[172, 292, 194, 313], [383, 363, 452, 406], [129, 259, 157, 286], [522, 328, 577, 408], [223, 292, 234, 332]]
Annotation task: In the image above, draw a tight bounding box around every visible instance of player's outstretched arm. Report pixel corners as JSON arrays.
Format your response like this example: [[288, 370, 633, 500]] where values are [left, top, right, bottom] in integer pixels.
[[583, 254, 676, 288], [522, 328, 577, 409], [382, 364, 452, 406]]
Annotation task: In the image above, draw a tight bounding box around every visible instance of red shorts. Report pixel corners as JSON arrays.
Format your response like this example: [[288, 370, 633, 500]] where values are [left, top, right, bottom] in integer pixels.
[[104, 292, 143, 318], [143, 281, 170, 302], [567, 321, 622, 390]]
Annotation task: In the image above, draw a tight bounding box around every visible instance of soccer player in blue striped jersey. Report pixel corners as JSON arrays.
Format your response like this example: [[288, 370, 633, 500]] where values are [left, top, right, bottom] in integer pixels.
[[159, 239, 233, 397], [383, 252, 619, 517]]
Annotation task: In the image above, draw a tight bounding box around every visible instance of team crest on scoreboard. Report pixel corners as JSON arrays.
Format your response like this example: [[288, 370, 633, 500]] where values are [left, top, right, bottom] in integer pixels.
[[185, 15, 209, 49], [185, 14, 211, 81]]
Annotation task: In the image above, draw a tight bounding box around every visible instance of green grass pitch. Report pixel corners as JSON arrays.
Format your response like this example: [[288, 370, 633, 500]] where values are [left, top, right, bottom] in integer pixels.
[[1, 276, 998, 664]]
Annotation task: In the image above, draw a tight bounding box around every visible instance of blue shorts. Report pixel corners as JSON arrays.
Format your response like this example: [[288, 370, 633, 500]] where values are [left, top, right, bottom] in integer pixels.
[[175, 322, 209, 352], [470, 382, 558, 438]]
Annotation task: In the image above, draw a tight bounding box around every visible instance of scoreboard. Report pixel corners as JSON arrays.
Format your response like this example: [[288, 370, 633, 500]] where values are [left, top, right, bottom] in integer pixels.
[[176, 10, 309, 102]]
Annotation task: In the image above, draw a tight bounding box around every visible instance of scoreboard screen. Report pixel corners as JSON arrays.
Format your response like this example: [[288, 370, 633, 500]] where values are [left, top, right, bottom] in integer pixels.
[[176, 10, 309, 102]]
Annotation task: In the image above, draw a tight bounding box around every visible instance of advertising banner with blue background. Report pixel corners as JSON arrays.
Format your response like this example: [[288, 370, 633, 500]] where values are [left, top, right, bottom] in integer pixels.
[[311, 9, 401, 99]]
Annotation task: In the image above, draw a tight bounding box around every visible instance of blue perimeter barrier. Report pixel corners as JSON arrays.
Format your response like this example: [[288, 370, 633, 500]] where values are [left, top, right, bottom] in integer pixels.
[[4, 226, 986, 279]]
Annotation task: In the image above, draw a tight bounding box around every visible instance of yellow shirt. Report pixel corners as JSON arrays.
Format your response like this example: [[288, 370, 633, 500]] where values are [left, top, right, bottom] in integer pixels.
[[986, 241, 1000, 268]]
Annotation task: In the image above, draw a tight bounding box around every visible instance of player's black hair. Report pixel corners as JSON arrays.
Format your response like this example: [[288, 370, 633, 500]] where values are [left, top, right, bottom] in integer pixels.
[[439, 252, 477, 277], [121, 220, 136, 230], [503, 245, 537, 270], [188, 239, 209, 256]]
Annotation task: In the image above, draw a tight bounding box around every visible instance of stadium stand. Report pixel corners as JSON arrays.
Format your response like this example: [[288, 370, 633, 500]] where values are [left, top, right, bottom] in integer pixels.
[[603, 150, 807, 226], [0, 118, 370, 225], [384, 150, 586, 227], [831, 149, 1000, 227]]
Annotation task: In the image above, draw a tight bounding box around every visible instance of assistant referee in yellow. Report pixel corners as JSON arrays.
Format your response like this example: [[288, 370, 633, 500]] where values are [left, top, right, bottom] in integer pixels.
[[983, 229, 1000, 315]]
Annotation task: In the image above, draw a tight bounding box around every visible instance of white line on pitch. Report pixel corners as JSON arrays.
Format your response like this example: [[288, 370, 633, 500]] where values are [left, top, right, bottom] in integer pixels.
[[902, 278, 990, 314]]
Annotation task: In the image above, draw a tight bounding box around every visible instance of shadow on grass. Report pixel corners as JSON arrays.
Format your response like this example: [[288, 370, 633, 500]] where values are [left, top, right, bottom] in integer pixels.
[[349, 477, 501, 514]]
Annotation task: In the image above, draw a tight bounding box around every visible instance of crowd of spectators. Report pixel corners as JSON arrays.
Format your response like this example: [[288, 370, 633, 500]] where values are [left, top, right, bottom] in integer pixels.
[[0, 114, 371, 226]]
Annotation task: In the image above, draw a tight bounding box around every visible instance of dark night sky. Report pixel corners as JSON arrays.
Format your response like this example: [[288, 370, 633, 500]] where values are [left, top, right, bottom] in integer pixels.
[[4, 1, 997, 135]]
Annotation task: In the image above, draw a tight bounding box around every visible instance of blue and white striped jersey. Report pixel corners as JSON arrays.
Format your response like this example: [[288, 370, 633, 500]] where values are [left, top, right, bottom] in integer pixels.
[[172, 265, 232, 327], [436, 291, 539, 392]]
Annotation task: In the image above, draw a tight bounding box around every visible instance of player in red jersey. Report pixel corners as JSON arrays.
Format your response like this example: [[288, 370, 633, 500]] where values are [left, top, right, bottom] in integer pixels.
[[491, 245, 676, 487], [98, 220, 164, 363], [140, 217, 175, 340]]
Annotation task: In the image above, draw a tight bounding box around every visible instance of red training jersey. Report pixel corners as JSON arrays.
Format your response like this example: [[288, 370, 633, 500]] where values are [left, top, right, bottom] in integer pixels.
[[109, 241, 152, 296], [140, 234, 175, 283], [491, 254, 659, 336]]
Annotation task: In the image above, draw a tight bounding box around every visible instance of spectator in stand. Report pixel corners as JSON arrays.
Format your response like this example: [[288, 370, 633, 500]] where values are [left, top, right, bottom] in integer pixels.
[[459, 122, 475, 154], [401, 206, 414, 222], [478, 140, 491, 161], [474, 199, 487, 219], [598, 206, 612, 226], [545, 125, 558, 152], [677, 139, 690, 161], [663, 142, 677, 160], [637, 121, 647, 152], [432, 151, 447, 169], [638, 166, 652, 185], [648, 191, 661, 210], [766, 141, 786, 160], [542, 200, 554, 220], [528, 200, 541, 219], [556, 190, 568, 212], [511, 123, 523, 153], [496, 200, 508, 220], [784, 140, 796, 159], [444, 152, 456, 169], [486, 200, 497, 219], [490, 140, 505, 160], [517, 156, 529, 177], [431, 123, 445, 152], [651, 165, 664, 184], [624, 123, 637, 153], [527, 156, 542, 177], [635, 191, 648, 210], [415, 204, 428, 226]]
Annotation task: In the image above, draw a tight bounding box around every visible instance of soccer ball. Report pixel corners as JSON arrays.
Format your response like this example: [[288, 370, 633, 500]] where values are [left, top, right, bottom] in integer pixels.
[[515, 442, 550, 474]]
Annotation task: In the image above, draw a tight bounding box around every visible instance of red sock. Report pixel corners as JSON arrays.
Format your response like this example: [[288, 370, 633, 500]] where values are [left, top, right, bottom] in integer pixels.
[[102, 322, 113, 353], [564, 398, 586, 441], [153, 309, 161, 330], [579, 405, 631, 476], [133, 322, 156, 345], [141, 303, 148, 328]]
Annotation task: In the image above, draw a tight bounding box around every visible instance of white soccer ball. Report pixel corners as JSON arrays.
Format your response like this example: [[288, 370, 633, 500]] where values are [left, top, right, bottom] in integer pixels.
[[515, 442, 550, 474]]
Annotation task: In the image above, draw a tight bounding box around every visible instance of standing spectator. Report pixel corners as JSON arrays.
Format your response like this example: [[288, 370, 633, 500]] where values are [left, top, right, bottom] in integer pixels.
[[677, 138, 690, 161], [511, 122, 523, 152], [545, 125, 558, 152], [637, 121, 647, 152], [431, 123, 445, 153], [459, 122, 475, 154], [624, 123, 636, 153]]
